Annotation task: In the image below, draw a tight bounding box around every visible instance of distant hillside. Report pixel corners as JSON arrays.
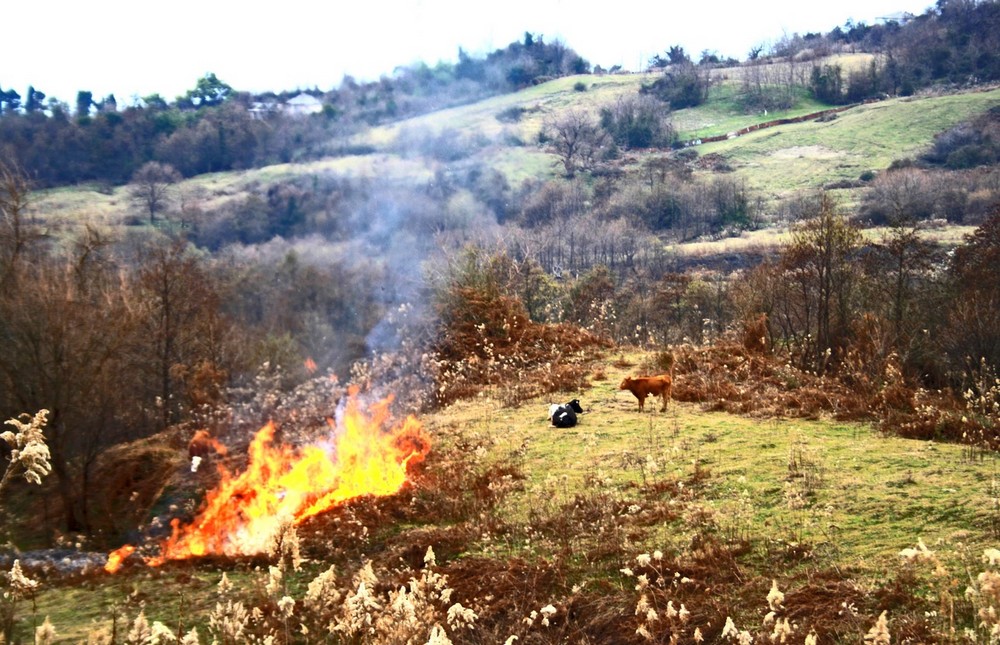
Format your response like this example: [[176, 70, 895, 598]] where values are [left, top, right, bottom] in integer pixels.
[[0, 33, 589, 188], [4, 0, 1000, 188], [347, 70, 1000, 216], [28, 68, 1000, 241]]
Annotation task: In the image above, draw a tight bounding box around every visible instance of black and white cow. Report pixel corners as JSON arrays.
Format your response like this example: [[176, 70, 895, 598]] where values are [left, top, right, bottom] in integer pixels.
[[548, 399, 583, 428]]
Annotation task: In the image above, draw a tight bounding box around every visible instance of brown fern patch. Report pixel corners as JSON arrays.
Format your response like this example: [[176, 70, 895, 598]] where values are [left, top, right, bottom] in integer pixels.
[[433, 288, 611, 407]]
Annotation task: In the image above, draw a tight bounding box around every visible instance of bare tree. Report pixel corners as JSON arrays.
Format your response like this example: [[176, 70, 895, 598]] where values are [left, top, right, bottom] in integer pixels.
[[543, 110, 608, 178], [782, 194, 862, 369], [739, 58, 805, 112], [0, 160, 43, 287], [129, 161, 181, 224], [133, 238, 230, 429], [0, 227, 140, 532], [867, 217, 938, 345], [863, 168, 935, 224], [941, 210, 1000, 377]]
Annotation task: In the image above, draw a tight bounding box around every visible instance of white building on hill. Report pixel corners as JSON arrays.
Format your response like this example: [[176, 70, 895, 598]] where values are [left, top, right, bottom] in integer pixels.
[[284, 93, 323, 116]]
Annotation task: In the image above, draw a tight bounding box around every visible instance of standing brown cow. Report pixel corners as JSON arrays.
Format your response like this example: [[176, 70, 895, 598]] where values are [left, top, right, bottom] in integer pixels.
[[619, 375, 672, 412]]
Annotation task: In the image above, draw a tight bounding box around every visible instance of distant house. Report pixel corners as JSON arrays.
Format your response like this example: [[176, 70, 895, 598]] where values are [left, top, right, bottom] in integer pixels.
[[875, 11, 914, 25], [284, 93, 323, 116]]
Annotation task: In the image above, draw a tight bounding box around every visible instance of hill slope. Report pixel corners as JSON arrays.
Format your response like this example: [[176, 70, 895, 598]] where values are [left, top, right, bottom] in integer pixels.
[[28, 67, 1000, 246], [10, 351, 1000, 642], [355, 69, 1000, 197]]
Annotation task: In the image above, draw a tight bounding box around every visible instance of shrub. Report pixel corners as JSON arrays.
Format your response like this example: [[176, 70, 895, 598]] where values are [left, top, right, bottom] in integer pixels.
[[496, 106, 527, 123], [429, 248, 609, 406], [599, 95, 675, 149], [641, 63, 710, 109], [946, 144, 997, 169]]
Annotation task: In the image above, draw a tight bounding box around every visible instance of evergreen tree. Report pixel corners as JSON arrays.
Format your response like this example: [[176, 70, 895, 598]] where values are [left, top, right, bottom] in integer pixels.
[[75, 90, 93, 117]]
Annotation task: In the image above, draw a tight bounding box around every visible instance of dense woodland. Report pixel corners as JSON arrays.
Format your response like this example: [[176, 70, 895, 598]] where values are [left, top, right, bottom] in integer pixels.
[[1, 0, 1000, 544]]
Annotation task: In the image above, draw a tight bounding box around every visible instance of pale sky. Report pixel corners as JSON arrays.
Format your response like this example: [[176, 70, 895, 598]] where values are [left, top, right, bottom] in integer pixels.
[[5, 0, 935, 105]]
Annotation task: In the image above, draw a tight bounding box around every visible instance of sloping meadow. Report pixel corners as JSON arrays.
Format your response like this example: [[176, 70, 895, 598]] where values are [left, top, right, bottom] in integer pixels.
[[8, 350, 1000, 643]]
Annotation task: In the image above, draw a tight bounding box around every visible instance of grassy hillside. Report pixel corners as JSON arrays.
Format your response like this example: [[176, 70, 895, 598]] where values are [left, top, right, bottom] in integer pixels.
[[26, 153, 434, 234], [9, 351, 1000, 642], [700, 86, 1000, 197], [27, 63, 1000, 247], [354, 63, 1000, 200]]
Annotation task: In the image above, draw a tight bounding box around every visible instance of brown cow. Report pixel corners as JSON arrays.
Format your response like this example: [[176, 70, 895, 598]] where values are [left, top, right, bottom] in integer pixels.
[[619, 375, 672, 412]]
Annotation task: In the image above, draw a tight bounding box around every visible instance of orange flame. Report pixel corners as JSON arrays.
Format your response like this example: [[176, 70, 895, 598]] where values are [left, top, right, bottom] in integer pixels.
[[106, 388, 429, 571], [104, 545, 136, 573]]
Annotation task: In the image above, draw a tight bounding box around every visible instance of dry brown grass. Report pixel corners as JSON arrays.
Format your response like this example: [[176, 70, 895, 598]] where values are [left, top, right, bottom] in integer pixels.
[[639, 327, 995, 453], [667, 341, 868, 420], [432, 288, 612, 408]]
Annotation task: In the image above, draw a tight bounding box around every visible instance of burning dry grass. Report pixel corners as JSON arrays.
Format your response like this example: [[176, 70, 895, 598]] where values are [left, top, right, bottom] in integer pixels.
[[7, 391, 1000, 644], [102, 388, 431, 573], [6, 323, 1000, 641]]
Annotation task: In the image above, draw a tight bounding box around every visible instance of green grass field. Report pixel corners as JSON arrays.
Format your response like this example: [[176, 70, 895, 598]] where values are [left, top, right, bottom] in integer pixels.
[[697, 86, 1000, 196], [431, 356, 999, 569], [345, 74, 1000, 226]]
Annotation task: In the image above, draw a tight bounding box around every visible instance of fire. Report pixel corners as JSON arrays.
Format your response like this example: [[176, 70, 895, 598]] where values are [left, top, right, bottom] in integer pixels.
[[105, 388, 429, 572], [104, 545, 136, 573]]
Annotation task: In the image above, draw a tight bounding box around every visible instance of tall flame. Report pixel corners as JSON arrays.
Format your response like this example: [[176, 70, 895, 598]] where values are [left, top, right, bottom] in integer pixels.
[[105, 388, 429, 572]]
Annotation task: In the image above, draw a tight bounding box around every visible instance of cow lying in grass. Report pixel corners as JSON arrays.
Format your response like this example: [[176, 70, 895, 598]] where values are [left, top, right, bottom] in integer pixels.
[[619, 375, 672, 412], [549, 399, 583, 428]]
